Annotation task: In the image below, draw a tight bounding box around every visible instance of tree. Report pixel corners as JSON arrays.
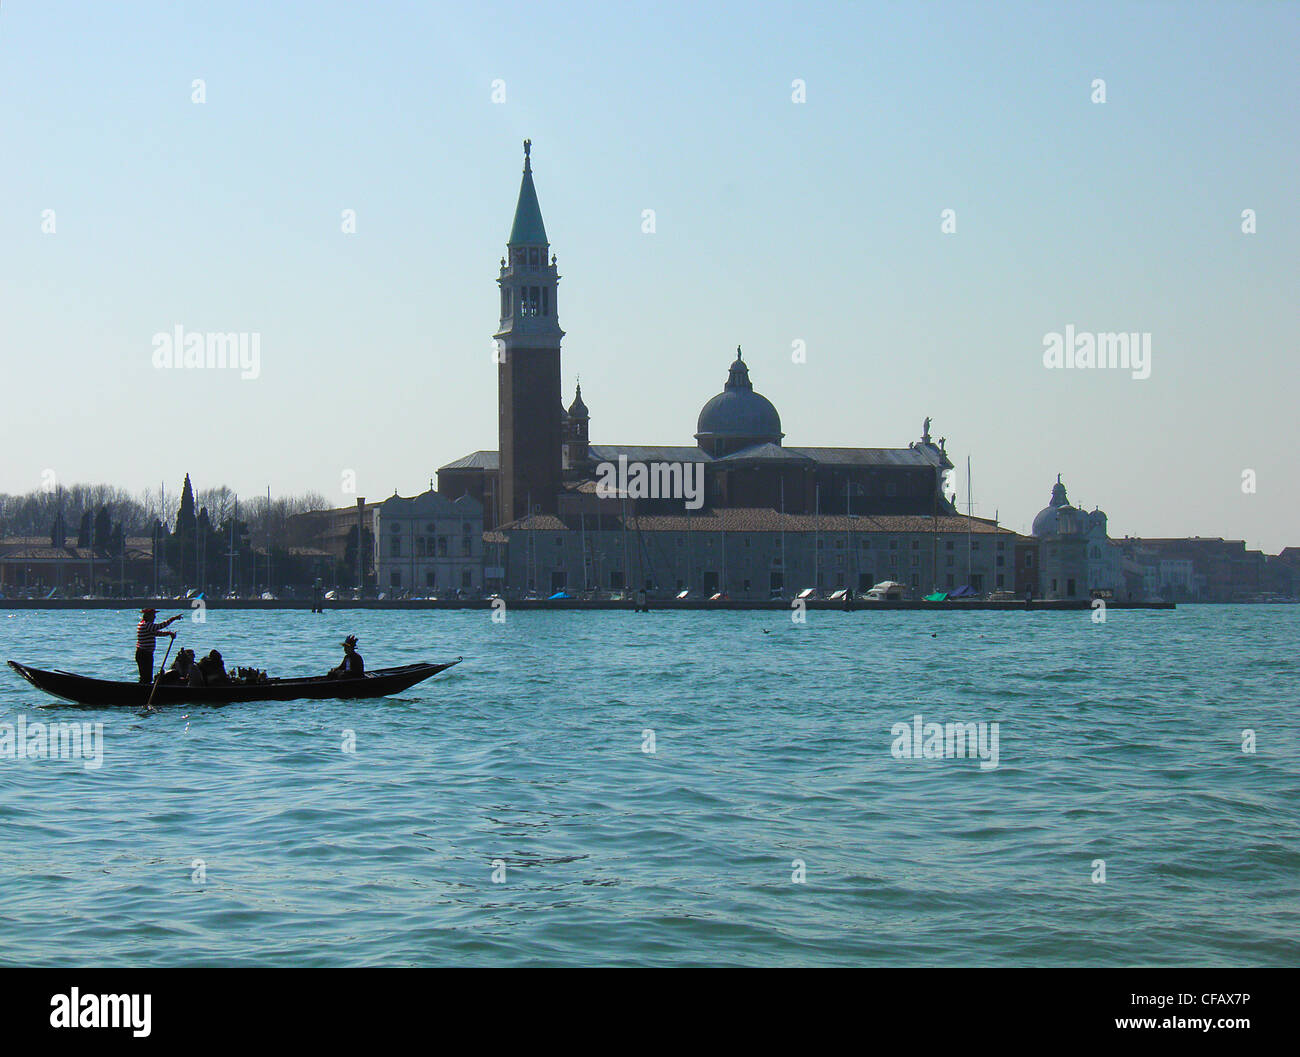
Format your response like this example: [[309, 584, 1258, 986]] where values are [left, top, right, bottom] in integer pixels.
[[93, 506, 112, 552], [77, 511, 92, 549], [169, 474, 198, 583]]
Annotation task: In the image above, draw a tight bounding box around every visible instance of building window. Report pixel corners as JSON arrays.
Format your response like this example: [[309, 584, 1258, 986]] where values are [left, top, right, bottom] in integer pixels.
[[996, 574, 1004, 588], [1026, 552, 1034, 567], [996, 555, 1005, 567], [911, 540, 919, 550], [390, 571, 401, 587], [542, 287, 549, 315], [426, 571, 436, 587], [390, 539, 401, 557], [529, 247, 539, 266], [463, 570, 473, 588], [889, 539, 898, 550]]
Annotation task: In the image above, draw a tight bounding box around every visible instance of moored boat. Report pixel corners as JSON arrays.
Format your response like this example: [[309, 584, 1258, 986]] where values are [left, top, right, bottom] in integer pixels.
[[6, 658, 461, 707]]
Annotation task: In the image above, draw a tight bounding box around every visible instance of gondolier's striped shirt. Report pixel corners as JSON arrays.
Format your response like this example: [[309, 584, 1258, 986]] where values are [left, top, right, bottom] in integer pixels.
[[136, 620, 164, 651]]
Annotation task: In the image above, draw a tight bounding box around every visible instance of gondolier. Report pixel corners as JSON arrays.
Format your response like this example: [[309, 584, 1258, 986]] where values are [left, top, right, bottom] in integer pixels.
[[135, 608, 181, 683]]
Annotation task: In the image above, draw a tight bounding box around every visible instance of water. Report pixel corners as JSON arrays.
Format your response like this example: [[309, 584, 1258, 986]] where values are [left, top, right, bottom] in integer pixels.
[[1, 605, 1297, 966]]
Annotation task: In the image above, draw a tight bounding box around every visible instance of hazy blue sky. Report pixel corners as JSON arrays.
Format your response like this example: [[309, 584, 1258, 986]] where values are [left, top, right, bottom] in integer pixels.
[[1, 1, 1296, 547]]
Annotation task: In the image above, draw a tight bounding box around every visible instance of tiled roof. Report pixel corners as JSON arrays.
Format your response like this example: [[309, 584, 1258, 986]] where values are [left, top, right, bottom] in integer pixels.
[[715, 443, 812, 463], [494, 508, 1020, 536], [378, 490, 483, 517], [446, 444, 946, 474], [0, 545, 154, 561], [787, 446, 946, 467], [438, 450, 500, 471], [588, 444, 710, 464]]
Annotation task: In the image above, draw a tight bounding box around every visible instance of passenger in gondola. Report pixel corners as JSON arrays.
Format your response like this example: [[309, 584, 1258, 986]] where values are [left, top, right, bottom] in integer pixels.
[[193, 649, 230, 687], [328, 635, 364, 679], [160, 648, 196, 685]]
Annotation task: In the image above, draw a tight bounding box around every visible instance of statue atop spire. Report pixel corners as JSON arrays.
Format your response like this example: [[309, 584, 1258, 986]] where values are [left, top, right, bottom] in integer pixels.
[[508, 139, 548, 244]]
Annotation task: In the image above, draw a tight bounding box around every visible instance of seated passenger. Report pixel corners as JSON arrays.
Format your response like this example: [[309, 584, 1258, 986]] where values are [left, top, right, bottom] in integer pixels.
[[160, 648, 195, 685], [328, 635, 364, 679], [192, 650, 230, 687], [204, 649, 230, 686]]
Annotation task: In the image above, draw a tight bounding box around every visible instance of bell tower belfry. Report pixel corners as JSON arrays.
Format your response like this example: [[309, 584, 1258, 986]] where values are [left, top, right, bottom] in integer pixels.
[[496, 139, 564, 525]]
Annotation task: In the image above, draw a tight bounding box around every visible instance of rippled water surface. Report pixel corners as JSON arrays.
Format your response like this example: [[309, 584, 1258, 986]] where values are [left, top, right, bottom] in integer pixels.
[[1, 606, 1297, 966]]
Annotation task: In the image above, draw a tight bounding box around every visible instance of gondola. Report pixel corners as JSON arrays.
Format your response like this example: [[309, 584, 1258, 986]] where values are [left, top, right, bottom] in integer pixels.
[[5, 658, 462, 707]]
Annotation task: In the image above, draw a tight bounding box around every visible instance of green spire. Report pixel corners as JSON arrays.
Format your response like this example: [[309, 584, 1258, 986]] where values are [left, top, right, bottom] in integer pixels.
[[508, 138, 548, 245]]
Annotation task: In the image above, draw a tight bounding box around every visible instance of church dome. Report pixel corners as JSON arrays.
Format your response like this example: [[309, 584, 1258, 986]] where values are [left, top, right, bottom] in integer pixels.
[[1032, 475, 1080, 537], [695, 349, 782, 446]]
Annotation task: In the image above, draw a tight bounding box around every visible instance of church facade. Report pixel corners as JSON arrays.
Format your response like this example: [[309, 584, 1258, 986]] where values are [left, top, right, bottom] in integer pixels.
[[439, 142, 1024, 599]]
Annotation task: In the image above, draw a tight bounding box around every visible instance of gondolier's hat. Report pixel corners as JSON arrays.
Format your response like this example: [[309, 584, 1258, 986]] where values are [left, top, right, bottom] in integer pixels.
[[141, 607, 157, 617], [342, 635, 358, 648]]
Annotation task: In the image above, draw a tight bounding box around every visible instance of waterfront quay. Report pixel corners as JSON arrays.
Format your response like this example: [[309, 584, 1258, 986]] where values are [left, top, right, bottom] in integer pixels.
[[0, 597, 1174, 612]]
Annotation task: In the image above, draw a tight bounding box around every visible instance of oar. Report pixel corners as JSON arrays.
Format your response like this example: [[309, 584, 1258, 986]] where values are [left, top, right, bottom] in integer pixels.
[[140, 634, 176, 715]]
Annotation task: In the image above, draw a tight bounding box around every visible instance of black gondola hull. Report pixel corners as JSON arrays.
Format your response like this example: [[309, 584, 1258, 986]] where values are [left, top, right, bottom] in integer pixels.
[[6, 658, 461, 707]]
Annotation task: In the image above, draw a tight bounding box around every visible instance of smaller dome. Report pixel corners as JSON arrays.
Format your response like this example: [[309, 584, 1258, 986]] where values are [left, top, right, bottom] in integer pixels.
[[568, 382, 588, 419], [1032, 475, 1079, 537]]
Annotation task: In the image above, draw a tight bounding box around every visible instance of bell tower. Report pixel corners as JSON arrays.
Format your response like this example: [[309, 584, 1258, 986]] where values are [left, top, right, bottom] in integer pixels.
[[496, 139, 564, 525]]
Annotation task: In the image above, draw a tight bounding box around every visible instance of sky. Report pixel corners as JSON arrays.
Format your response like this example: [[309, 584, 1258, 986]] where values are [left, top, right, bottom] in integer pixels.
[[0, 1, 1296, 548]]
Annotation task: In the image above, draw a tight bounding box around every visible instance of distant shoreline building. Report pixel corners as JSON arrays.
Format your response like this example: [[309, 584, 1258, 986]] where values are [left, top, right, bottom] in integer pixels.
[[437, 141, 1021, 600]]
